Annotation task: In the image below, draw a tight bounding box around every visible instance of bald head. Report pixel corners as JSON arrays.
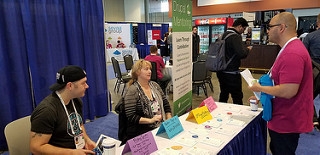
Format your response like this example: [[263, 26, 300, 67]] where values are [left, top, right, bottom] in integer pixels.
[[268, 12, 298, 47], [272, 12, 297, 33]]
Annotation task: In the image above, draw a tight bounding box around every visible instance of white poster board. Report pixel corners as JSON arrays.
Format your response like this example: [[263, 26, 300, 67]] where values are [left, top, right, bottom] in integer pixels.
[[104, 23, 132, 49]]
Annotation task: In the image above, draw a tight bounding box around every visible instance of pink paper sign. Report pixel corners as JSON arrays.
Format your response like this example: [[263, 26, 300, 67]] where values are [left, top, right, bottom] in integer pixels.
[[122, 131, 158, 155], [199, 96, 217, 112]]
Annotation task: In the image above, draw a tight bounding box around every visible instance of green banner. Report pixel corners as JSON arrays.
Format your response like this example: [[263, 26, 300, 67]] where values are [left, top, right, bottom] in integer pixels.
[[171, 0, 193, 116], [172, 0, 192, 32], [174, 91, 193, 116]]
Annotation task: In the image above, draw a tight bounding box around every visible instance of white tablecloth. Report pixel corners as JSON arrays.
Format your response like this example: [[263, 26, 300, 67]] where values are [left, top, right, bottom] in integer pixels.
[[115, 102, 264, 155], [163, 64, 172, 77], [105, 48, 139, 62]]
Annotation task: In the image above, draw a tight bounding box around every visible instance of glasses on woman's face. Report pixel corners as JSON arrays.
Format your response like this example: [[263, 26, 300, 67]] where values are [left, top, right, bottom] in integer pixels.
[[266, 24, 282, 30]]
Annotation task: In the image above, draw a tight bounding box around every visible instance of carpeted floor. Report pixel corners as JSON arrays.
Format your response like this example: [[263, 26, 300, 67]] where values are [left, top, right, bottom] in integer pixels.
[[296, 128, 320, 155], [84, 112, 119, 142]]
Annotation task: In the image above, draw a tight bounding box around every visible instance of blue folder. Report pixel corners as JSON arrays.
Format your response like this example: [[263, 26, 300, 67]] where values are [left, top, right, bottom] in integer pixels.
[[259, 74, 274, 121]]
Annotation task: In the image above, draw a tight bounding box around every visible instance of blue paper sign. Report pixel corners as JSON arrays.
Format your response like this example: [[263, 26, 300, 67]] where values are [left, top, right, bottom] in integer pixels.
[[156, 116, 184, 139]]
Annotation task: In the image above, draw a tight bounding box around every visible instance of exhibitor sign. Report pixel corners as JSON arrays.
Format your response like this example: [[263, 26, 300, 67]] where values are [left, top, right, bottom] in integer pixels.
[[171, 0, 193, 116]]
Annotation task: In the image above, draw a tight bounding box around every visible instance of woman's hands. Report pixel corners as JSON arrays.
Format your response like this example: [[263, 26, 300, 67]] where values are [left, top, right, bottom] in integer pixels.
[[150, 115, 163, 123]]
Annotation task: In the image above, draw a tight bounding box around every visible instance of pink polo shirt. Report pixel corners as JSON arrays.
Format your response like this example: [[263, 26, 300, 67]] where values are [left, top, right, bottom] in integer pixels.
[[268, 39, 313, 133]]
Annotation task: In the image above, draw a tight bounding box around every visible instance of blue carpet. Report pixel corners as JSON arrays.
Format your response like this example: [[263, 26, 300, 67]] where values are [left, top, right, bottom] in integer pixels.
[[296, 129, 320, 155], [84, 112, 119, 142]]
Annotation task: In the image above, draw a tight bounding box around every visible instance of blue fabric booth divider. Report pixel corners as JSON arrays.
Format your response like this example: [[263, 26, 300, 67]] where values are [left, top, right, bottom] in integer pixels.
[[136, 23, 169, 59]]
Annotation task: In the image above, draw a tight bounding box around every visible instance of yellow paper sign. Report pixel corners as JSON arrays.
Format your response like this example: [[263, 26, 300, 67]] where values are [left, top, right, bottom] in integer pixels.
[[186, 106, 212, 124]]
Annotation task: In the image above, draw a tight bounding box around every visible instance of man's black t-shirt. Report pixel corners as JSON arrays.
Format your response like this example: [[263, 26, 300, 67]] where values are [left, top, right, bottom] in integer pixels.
[[31, 92, 83, 149]]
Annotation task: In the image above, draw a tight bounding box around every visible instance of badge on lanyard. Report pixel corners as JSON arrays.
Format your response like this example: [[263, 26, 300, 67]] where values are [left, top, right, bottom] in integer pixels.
[[56, 91, 85, 149], [74, 133, 85, 149]]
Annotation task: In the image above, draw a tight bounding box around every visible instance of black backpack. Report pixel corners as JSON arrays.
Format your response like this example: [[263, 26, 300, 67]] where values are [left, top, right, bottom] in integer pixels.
[[205, 32, 236, 72]]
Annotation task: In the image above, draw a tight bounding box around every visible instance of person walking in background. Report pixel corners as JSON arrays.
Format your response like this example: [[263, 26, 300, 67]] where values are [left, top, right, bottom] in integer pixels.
[[303, 13, 320, 129], [122, 59, 172, 144], [303, 13, 320, 64], [161, 32, 170, 62], [192, 26, 200, 62], [216, 17, 251, 105], [30, 65, 96, 154], [249, 12, 314, 155], [245, 27, 252, 45], [167, 28, 173, 58]]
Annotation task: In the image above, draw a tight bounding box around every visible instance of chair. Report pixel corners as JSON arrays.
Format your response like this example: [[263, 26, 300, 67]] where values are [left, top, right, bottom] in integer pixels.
[[192, 61, 208, 97], [111, 57, 132, 95], [197, 53, 207, 62], [123, 54, 134, 72], [196, 54, 213, 92], [150, 61, 169, 94], [205, 70, 214, 92], [4, 115, 31, 155], [150, 61, 158, 82]]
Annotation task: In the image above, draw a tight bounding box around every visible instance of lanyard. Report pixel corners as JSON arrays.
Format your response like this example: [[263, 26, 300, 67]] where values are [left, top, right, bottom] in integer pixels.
[[269, 37, 298, 77], [56, 91, 82, 135], [137, 81, 154, 100]]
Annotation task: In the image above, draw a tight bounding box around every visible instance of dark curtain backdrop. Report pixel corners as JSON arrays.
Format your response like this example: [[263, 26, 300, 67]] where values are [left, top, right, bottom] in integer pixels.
[[0, 0, 108, 150]]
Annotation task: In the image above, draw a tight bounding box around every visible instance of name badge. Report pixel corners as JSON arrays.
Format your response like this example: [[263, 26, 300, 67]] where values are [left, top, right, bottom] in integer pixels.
[[74, 133, 85, 149]]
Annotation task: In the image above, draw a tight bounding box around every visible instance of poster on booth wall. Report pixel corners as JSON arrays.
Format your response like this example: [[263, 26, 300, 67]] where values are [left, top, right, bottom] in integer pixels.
[[147, 30, 161, 45], [104, 23, 132, 49]]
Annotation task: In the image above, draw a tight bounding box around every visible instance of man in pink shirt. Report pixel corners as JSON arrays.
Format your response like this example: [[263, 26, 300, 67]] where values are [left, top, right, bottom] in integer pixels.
[[249, 12, 313, 155], [145, 45, 171, 94]]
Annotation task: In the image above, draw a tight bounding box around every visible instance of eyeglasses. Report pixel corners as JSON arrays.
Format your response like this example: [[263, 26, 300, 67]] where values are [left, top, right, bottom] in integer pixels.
[[266, 24, 282, 30]]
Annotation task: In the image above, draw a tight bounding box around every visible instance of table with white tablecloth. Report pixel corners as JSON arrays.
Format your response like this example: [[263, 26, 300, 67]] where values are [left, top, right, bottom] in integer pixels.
[[115, 102, 267, 155], [105, 48, 139, 62]]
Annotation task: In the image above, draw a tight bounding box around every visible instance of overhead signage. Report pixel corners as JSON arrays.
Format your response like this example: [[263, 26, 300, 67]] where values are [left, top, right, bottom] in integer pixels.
[[194, 18, 227, 25], [198, 0, 261, 6]]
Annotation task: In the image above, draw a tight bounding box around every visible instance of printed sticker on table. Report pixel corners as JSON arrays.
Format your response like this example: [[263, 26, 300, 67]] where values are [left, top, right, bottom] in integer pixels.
[[186, 106, 213, 124], [156, 116, 184, 139], [174, 136, 198, 147], [199, 96, 217, 112], [201, 137, 224, 147], [189, 127, 209, 136], [186, 146, 213, 155], [156, 147, 183, 155], [122, 131, 158, 155]]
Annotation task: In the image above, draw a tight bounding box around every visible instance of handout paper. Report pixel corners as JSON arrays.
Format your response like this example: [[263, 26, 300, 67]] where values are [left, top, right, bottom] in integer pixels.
[[174, 136, 198, 147], [240, 69, 261, 99], [156, 147, 183, 155], [186, 146, 213, 155], [227, 119, 245, 126], [201, 137, 224, 147]]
